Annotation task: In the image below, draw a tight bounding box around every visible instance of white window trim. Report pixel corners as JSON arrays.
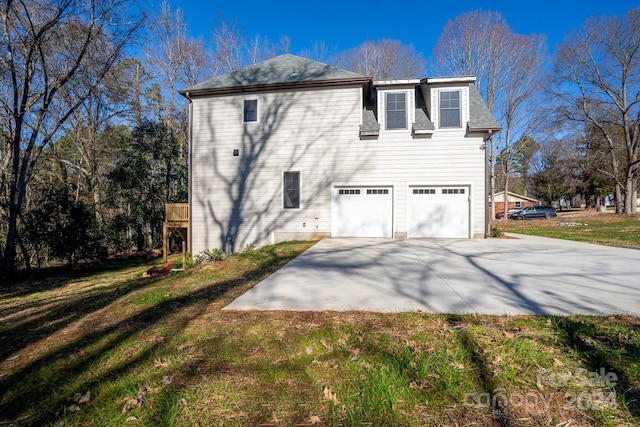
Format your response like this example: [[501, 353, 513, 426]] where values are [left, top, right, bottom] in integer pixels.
[[282, 170, 302, 210], [243, 97, 259, 123], [438, 89, 462, 129], [380, 90, 411, 132]]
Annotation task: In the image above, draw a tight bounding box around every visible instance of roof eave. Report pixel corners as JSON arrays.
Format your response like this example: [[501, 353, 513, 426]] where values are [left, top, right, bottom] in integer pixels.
[[467, 124, 502, 134], [179, 77, 372, 98], [412, 128, 434, 135]]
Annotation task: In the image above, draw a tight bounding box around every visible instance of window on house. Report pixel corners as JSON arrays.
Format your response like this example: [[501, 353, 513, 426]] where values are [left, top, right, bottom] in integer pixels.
[[386, 92, 406, 130], [439, 91, 460, 128], [244, 99, 257, 122], [515, 201, 522, 208], [283, 172, 300, 209]]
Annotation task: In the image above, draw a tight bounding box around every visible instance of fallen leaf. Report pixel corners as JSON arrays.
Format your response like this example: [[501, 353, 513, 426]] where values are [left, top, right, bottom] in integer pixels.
[[154, 358, 169, 368], [162, 375, 173, 385], [322, 385, 340, 405], [309, 414, 322, 424], [69, 391, 91, 404], [66, 405, 80, 413], [149, 336, 165, 344], [553, 358, 564, 367], [452, 362, 465, 370]]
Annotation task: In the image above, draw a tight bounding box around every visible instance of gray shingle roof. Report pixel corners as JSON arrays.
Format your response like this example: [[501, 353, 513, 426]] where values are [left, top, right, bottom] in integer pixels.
[[413, 88, 435, 134], [360, 107, 380, 136], [468, 84, 501, 131], [181, 54, 367, 94]]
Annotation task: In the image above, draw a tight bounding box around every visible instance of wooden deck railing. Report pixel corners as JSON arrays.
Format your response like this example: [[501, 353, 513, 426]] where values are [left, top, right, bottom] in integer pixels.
[[164, 203, 189, 266], [165, 203, 188, 224]]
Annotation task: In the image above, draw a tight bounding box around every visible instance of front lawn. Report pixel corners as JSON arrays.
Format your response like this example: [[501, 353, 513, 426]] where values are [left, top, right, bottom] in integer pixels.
[[1, 241, 639, 426], [494, 210, 640, 249]]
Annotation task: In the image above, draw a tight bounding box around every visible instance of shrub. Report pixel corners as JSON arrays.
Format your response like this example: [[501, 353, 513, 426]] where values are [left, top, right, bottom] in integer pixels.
[[187, 248, 225, 267], [490, 225, 504, 238]]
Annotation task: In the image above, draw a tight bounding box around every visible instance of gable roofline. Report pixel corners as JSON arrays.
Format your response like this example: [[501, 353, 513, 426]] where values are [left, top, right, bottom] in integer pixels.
[[179, 54, 370, 97], [493, 191, 538, 203]]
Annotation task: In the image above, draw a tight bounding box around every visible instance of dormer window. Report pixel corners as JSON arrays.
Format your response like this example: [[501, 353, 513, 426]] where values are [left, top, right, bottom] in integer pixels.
[[243, 99, 258, 122], [385, 92, 407, 130], [439, 90, 461, 128]]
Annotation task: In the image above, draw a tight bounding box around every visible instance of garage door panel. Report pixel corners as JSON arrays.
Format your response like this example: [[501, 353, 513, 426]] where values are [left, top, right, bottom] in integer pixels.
[[332, 187, 392, 237], [408, 186, 469, 238]]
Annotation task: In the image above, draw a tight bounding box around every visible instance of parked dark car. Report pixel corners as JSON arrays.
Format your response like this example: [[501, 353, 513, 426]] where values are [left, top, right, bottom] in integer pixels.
[[510, 205, 557, 220]]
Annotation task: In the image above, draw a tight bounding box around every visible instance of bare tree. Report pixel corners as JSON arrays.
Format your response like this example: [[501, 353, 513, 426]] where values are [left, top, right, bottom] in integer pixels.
[[337, 39, 426, 80], [431, 10, 547, 220], [551, 7, 640, 214], [145, 1, 212, 122], [0, 0, 142, 274], [496, 33, 547, 217], [298, 41, 340, 65]]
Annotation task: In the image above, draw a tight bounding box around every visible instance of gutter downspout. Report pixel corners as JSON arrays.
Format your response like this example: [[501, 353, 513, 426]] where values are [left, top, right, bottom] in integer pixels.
[[484, 131, 493, 238], [185, 91, 193, 254]]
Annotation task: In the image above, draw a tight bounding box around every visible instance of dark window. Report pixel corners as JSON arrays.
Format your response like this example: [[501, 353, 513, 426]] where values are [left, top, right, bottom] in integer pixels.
[[244, 99, 257, 122], [413, 189, 435, 195], [367, 189, 389, 195], [386, 92, 406, 130], [339, 189, 360, 195], [439, 91, 460, 128], [283, 172, 300, 209]]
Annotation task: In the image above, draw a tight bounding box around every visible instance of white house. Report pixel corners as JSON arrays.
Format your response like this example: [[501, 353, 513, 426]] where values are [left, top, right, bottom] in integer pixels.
[[180, 54, 500, 253]]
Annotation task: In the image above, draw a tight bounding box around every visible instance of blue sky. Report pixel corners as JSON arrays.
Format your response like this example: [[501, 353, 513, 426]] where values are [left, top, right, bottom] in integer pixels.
[[159, 0, 636, 61]]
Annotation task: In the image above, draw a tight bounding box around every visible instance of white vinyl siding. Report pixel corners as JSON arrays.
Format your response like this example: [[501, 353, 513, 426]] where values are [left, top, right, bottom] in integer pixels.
[[189, 83, 485, 252]]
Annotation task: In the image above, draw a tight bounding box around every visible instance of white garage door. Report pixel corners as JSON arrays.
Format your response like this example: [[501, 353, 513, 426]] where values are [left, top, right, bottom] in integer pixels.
[[332, 186, 393, 237], [408, 186, 470, 238]]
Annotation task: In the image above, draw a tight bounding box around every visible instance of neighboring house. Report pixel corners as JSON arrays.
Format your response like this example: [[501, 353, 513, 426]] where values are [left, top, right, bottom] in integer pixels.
[[180, 54, 500, 254], [493, 191, 538, 218]]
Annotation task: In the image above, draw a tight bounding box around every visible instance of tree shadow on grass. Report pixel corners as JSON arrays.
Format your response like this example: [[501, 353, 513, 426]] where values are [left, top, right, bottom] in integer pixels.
[[553, 316, 640, 421], [0, 245, 301, 426], [0, 260, 167, 362], [0, 255, 159, 299], [446, 315, 511, 427]]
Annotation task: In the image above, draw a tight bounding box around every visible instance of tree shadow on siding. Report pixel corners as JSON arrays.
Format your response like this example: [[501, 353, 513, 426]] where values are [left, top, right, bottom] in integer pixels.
[[192, 61, 366, 253]]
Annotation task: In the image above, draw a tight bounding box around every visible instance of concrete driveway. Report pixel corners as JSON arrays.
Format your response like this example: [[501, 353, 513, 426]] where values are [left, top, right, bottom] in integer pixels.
[[223, 235, 640, 315]]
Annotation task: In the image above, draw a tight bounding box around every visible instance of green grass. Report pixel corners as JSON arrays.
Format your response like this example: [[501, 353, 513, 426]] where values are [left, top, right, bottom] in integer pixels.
[[494, 211, 640, 248], [1, 240, 640, 426]]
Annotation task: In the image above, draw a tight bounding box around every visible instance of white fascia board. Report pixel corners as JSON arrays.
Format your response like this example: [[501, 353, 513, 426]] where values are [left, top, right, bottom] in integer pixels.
[[373, 79, 421, 86], [424, 76, 476, 84]]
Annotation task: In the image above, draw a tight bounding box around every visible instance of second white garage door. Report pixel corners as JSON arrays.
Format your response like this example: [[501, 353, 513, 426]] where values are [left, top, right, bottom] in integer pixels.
[[332, 186, 393, 237], [408, 186, 470, 238]]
